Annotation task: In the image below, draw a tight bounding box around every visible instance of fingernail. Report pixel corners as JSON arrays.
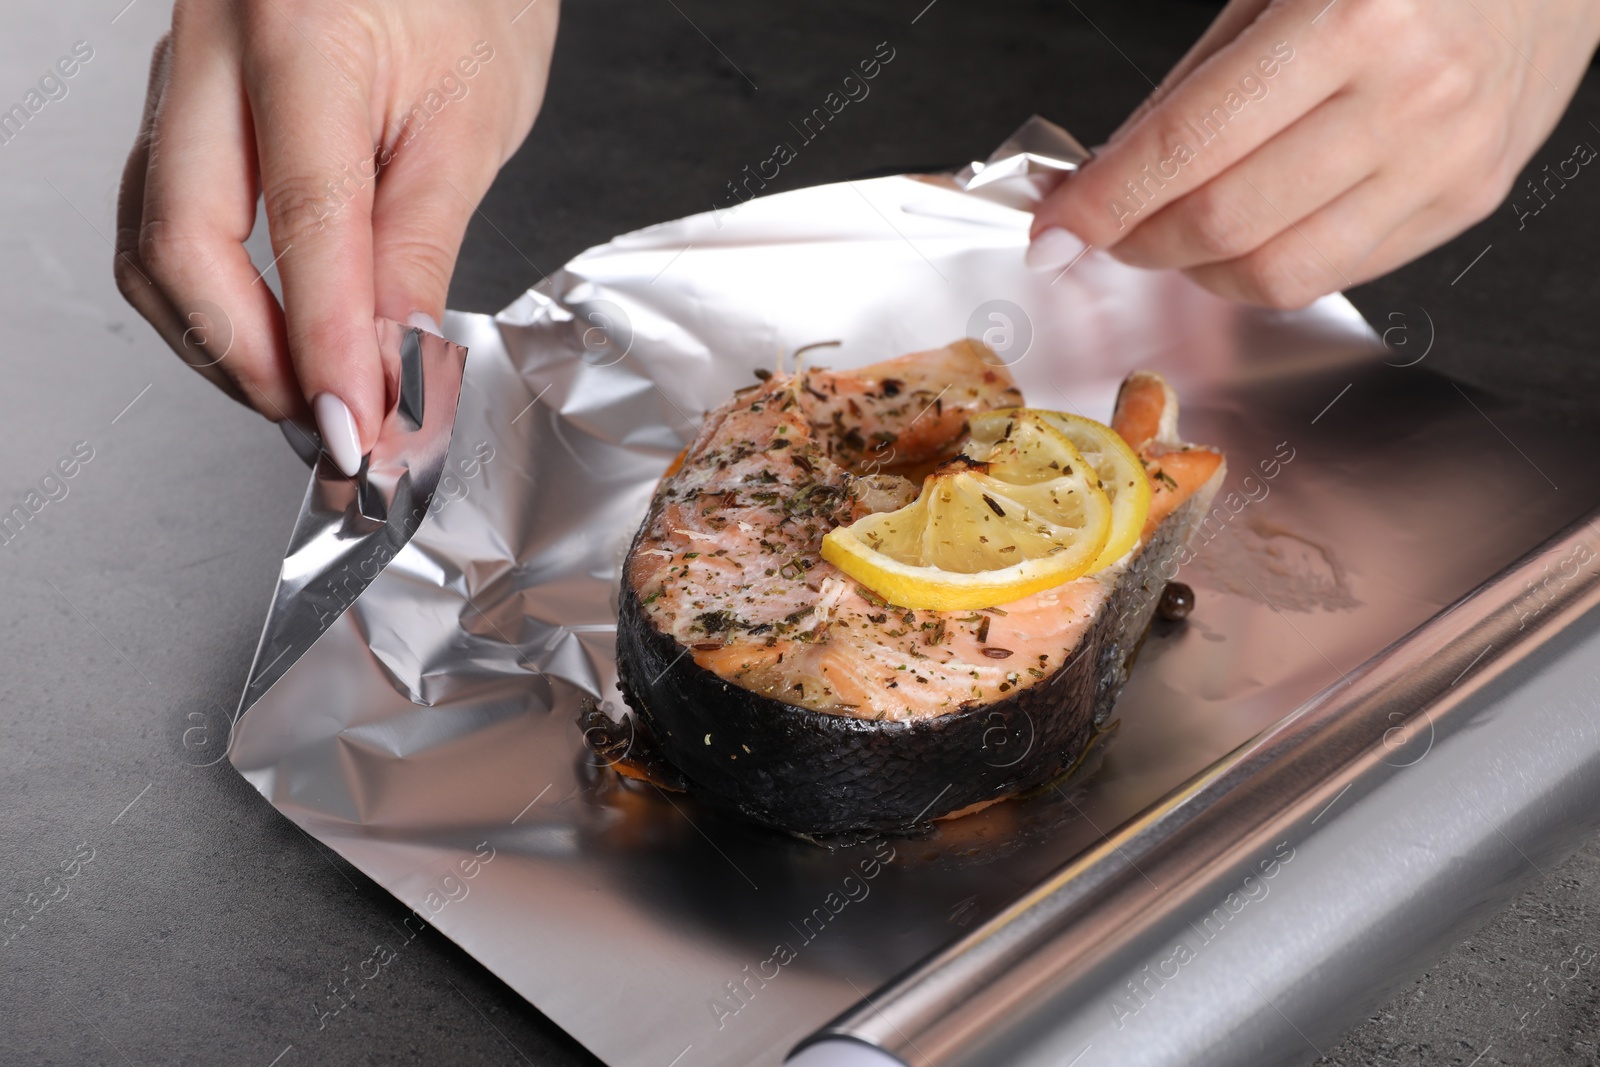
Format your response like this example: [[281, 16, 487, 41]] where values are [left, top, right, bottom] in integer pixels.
[[1025, 227, 1087, 272], [313, 393, 363, 477], [407, 311, 442, 336]]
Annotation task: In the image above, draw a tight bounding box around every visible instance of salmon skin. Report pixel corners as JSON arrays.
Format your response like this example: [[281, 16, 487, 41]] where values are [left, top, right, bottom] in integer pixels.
[[612, 342, 1225, 834]]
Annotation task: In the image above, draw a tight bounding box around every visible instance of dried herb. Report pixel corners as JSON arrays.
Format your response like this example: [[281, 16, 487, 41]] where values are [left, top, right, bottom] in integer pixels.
[[695, 610, 738, 634]]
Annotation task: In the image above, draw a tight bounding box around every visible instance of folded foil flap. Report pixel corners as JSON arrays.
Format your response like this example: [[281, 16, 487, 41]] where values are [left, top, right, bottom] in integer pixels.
[[236, 319, 467, 716], [954, 114, 1091, 207]]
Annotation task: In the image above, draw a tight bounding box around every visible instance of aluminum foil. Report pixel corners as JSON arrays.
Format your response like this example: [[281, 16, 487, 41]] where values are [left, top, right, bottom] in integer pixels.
[[238, 317, 467, 711], [228, 119, 1600, 1067]]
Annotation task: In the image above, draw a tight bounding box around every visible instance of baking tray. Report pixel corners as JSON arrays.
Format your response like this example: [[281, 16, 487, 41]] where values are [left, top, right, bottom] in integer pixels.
[[226, 119, 1600, 1067]]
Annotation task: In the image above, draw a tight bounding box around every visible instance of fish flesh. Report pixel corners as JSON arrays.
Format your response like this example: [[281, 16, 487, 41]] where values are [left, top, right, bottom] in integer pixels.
[[611, 342, 1224, 834]]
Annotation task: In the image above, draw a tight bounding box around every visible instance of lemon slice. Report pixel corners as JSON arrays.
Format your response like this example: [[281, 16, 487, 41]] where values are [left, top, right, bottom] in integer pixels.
[[821, 412, 1112, 610], [971, 409, 1151, 571]]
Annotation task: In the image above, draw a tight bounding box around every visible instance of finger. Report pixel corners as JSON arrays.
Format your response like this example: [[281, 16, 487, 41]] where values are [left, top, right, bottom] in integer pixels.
[[243, 21, 383, 475], [1110, 92, 1376, 270], [136, 13, 307, 423], [1106, 0, 1275, 145], [369, 29, 552, 340], [1184, 167, 1434, 308], [1345, 192, 1501, 292], [114, 36, 245, 399], [1033, 5, 1345, 253], [368, 113, 502, 337]]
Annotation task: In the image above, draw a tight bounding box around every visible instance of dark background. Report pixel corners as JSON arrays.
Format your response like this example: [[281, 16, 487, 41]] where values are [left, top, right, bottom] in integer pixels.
[[2, 0, 1598, 1064], [456, 0, 1600, 413]]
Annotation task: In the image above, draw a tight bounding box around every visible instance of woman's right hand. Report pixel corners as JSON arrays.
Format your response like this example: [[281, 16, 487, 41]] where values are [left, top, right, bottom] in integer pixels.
[[115, 0, 559, 474]]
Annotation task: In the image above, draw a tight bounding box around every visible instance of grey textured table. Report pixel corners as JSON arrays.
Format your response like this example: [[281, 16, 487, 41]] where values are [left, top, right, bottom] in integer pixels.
[[2, 1, 1596, 1065]]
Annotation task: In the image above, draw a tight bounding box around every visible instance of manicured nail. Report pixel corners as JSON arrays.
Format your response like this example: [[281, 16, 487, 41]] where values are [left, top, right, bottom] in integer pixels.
[[1025, 227, 1087, 271], [313, 392, 363, 477], [407, 311, 442, 336]]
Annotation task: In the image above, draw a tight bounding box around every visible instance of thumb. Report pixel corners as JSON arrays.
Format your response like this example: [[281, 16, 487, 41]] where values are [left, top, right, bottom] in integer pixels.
[[368, 121, 504, 342]]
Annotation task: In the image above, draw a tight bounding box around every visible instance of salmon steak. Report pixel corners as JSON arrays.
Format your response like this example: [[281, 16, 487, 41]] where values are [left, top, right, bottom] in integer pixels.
[[610, 340, 1225, 834]]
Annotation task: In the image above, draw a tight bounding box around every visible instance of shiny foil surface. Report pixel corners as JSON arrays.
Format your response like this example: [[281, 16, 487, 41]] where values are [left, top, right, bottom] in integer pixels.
[[228, 120, 1600, 1067]]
